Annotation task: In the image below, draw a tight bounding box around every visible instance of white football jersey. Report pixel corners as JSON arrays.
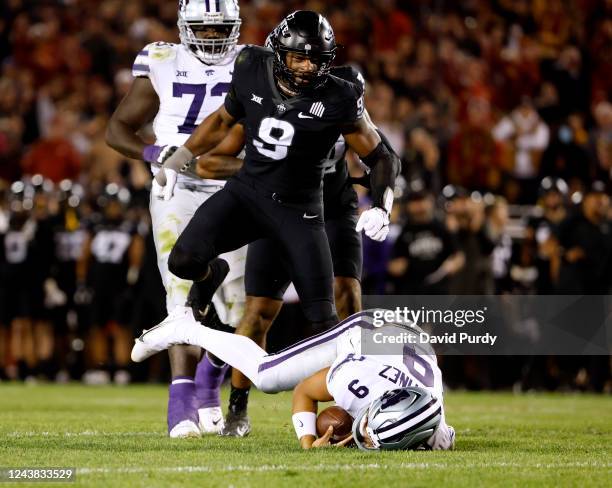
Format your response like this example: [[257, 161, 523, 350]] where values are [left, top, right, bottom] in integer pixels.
[[326, 327, 444, 419], [132, 42, 243, 186]]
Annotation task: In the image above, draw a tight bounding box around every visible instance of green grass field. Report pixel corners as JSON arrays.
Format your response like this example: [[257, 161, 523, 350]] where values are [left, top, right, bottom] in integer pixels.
[[0, 385, 610, 487]]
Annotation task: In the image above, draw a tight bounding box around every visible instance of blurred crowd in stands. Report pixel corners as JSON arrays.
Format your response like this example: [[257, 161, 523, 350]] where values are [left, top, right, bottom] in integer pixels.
[[0, 0, 610, 390]]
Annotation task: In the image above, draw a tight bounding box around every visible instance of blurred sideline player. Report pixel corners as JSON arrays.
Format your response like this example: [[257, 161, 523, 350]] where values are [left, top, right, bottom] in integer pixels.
[[132, 310, 455, 451], [196, 102, 398, 435], [149, 13, 400, 439], [1, 178, 56, 381], [76, 185, 144, 385], [106, 0, 246, 437], [47, 180, 88, 379]]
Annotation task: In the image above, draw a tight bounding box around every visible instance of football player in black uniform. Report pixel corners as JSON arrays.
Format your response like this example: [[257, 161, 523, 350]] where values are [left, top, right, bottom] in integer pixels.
[[2, 179, 55, 380], [193, 99, 398, 435], [78, 185, 144, 383], [133, 10, 400, 381], [524, 177, 568, 294]]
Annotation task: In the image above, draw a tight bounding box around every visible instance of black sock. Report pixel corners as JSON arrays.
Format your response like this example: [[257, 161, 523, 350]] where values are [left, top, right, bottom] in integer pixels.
[[228, 385, 250, 415], [193, 259, 229, 306]]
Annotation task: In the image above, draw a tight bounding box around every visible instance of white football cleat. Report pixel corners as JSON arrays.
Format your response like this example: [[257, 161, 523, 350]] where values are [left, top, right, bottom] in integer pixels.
[[169, 419, 201, 438], [198, 407, 225, 434], [131, 306, 198, 362]]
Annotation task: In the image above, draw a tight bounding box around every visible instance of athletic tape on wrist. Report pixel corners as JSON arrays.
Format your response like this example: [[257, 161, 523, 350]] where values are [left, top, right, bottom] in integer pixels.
[[163, 145, 194, 174]]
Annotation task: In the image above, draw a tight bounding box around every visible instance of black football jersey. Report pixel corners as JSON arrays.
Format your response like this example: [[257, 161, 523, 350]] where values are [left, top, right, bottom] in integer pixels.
[[84, 215, 135, 291], [224, 46, 364, 201], [321, 65, 365, 204]]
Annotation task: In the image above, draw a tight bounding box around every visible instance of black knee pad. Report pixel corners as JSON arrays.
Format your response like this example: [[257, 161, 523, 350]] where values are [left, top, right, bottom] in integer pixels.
[[308, 318, 339, 336], [305, 300, 337, 323], [302, 300, 338, 332], [168, 243, 210, 281]]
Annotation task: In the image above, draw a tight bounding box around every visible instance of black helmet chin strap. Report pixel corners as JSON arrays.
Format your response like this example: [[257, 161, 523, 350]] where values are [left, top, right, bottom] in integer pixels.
[[276, 78, 299, 98]]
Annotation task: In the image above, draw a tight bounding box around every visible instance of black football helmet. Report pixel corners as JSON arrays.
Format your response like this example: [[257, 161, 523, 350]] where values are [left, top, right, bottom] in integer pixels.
[[268, 10, 337, 94]]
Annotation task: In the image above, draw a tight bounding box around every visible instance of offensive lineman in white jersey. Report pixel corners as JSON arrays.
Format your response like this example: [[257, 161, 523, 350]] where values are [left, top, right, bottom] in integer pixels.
[[131, 310, 456, 451], [106, 0, 246, 438]]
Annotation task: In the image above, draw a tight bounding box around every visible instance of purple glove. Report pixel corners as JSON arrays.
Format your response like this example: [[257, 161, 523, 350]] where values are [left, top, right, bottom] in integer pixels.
[[142, 144, 166, 163]]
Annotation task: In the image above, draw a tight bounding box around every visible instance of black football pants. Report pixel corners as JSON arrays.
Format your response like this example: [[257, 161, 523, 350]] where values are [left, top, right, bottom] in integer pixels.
[[168, 176, 337, 323]]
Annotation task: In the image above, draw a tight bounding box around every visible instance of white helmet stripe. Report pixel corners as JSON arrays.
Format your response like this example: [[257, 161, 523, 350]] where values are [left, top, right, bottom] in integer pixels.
[[377, 403, 441, 441]]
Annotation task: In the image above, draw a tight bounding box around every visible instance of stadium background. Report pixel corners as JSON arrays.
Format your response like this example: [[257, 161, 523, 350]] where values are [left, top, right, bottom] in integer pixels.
[[0, 0, 610, 391]]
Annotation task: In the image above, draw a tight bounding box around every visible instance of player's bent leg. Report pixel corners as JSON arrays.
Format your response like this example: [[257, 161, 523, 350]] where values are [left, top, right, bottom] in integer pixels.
[[253, 315, 362, 393], [168, 243, 212, 281], [333, 276, 363, 321], [195, 247, 247, 434], [231, 296, 282, 388], [222, 296, 282, 437], [132, 309, 376, 392], [166, 189, 255, 430], [222, 237, 289, 437], [169, 187, 258, 282]]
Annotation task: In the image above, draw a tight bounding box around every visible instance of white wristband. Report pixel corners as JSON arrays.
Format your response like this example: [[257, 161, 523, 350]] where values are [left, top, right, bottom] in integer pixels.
[[292, 412, 317, 440]]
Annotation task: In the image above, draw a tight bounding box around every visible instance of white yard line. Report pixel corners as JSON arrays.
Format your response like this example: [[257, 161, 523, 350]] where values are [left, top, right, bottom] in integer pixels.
[[6, 431, 162, 437], [77, 462, 612, 475]]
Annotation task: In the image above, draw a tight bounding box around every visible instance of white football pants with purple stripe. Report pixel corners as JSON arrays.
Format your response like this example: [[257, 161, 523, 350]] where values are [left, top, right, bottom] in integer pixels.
[[149, 185, 246, 326], [185, 311, 374, 393]]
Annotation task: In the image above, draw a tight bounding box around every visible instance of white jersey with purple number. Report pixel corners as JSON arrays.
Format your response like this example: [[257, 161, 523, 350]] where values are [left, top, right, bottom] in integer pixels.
[[326, 326, 444, 419], [132, 42, 244, 187], [132, 41, 247, 321]]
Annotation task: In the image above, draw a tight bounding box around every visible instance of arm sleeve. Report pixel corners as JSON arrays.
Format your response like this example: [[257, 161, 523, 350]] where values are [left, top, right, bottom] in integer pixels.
[[362, 141, 401, 212]]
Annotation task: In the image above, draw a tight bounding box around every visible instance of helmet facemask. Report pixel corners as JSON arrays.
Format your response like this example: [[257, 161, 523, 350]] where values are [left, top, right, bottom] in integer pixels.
[[178, 0, 241, 65], [352, 409, 380, 451], [273, 46, 335, 95]]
